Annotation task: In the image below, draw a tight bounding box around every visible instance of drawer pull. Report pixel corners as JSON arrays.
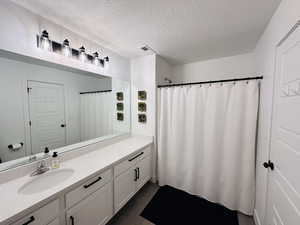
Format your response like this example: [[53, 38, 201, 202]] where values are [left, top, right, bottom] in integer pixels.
[[137, 167, 140, 179], [70, 216, 75, 225], [22, 216, 35, 225], [83, 177, 102, 189], [128, 152, 144, 162], [134, 168, 138, 181]]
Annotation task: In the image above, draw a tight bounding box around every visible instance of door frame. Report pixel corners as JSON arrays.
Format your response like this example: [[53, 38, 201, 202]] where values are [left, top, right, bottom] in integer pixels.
[[26, 80, 67, 154], [262, 20, 300, 225]]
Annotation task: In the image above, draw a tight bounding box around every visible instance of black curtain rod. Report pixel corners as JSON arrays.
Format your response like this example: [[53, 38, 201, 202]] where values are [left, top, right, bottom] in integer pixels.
[[80, 89, 112, 94], [157, 76, 263, 88]]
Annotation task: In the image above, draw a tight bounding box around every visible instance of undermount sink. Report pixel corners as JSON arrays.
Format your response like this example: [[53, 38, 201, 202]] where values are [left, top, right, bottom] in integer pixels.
[[18, 168, 74, 195]]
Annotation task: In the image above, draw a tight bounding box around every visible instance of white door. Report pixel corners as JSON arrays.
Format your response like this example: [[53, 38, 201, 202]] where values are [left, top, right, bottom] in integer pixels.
[[136, 155, 151, 191], [266, 25, 300, 225], [28, 81, 66, 154], [114, 168, 136, 213], [67, 182, 113, 225]]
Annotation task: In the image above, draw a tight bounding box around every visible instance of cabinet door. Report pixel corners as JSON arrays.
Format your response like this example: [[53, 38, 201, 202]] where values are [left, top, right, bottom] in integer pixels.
[[47, 218, 60, 225], [136, 155, 151, 191], [67, 182, 113, 225], [11, 200, 59, 225], [114, 167, 136, 213]]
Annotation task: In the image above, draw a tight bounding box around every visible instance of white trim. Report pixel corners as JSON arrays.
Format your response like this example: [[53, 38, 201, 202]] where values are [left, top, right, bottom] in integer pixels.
[[254, 209, 262, 225]]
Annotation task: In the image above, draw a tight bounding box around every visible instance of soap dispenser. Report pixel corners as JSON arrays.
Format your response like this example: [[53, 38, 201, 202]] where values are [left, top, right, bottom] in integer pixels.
[[51, 152, 60, 169]]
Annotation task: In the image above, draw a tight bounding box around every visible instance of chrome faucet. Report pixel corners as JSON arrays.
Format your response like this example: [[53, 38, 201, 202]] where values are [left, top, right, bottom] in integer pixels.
[[31, 159, 50, 176]]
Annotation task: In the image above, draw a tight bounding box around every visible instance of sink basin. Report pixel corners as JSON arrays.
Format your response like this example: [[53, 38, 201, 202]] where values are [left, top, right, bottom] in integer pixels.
[[18, 168, 74, 195]]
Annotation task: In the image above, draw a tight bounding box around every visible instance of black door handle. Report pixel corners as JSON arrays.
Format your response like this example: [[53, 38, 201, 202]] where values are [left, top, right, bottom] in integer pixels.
[[263, 160, 274, 170], [83, 177, 102, 189], [61, 124, 66, 127], [70, 216, 75, 225], [22, 216, 35, 225]]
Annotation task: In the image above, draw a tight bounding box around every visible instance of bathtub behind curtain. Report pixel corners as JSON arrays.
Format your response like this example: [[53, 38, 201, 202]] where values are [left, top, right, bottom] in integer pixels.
[[157, 80, 259, 215]]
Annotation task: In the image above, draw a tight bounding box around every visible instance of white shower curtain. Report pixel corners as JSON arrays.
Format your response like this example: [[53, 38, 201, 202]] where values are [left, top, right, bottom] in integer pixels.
[[80, 92, 113, 141], [158, 80, 259, 215]]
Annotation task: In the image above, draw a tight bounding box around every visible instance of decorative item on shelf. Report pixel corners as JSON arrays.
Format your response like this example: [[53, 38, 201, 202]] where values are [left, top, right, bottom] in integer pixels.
[[116, 92, 124, 101], [8, 142, 24, 151], [36, 30, 110, 68], [138, 102, 146, 112], [62, 39, 71, 57], [117, 113, 124, 121], [138, 114, 147, 123], [138, 90, 147, 100], [117, 103, 124, 111], [39, 30, 52, 51]]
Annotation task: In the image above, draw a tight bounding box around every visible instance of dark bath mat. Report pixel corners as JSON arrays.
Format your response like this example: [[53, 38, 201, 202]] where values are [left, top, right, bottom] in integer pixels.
[[141, 185, 239, 225]]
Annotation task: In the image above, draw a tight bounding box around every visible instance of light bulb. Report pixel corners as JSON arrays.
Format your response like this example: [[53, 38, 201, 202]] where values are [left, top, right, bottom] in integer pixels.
[[62, 39, 71, 57], [79, 46, 86, 63], [40, 30, 51, 51], [104, 56, 110, 70], [93, 52, 100, 66]]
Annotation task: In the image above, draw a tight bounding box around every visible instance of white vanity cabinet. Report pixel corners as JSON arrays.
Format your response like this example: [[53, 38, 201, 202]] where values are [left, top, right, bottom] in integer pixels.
[[66, 169, 113, 225], [10, 199, 59, 225], [2, 138, 153, 225], [114, 146, 152, 213], [66, 182, 113, 225]]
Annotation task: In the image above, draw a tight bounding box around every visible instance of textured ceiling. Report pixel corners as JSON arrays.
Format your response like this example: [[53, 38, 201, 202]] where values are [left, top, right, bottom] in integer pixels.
[[11, 0, 281, 64]]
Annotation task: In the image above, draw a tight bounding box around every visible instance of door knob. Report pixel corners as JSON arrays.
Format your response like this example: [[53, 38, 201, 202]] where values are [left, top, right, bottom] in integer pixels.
[[61, 124, 66, 128], [263, 160, 274, 170]]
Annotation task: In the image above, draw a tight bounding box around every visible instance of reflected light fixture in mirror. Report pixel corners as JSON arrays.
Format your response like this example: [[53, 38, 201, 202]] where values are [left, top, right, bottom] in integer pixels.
[[62, 39, 71, 57], [40, 30, 51, 51], [93, 52, 100, 66], [104, 56, 110, 70], [79, 46, 87, 62]]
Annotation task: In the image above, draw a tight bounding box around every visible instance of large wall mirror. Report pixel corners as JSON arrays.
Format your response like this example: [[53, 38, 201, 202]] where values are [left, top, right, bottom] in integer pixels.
[[0, 53, 130, 171]]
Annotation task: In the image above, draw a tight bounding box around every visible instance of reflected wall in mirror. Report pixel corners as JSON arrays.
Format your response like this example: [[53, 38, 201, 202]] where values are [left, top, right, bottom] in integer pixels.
[[0, 54, 130, 171]]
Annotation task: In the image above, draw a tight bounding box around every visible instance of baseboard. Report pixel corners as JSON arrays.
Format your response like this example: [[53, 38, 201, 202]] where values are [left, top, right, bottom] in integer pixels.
[[254, 209, 262, 225]]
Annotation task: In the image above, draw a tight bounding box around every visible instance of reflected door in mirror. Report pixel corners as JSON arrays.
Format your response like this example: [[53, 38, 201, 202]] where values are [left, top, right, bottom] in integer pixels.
[[28, 81, 66, 154]]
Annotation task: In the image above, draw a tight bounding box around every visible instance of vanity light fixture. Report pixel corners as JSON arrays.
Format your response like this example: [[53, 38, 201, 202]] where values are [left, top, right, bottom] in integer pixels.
[[36, 31, 111, 69], [79, 46, 87, 62], [39, 30, 51, 51], [62, 39, 71, 57]]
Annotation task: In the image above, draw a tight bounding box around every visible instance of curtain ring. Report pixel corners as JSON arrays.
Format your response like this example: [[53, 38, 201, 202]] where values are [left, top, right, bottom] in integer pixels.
[[233, 81, 236, 85], [220, 82, 223, 86], [246, 81, 249, 84], [209, 83, 212, 87]]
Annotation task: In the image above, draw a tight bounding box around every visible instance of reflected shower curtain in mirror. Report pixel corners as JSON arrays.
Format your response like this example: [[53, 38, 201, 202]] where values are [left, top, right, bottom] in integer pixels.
[[157, 81, 259, 215], [80, 92, 113, 141]]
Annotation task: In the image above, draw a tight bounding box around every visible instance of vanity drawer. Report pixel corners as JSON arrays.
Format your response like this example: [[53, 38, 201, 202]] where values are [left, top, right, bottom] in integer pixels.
[[66, 169, 112, 209], [11, 199, 59, 225], [114, 146, 151, 177]]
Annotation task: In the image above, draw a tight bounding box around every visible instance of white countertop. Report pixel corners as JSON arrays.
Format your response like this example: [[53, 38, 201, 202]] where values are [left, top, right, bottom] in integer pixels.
[[0, 135, 153, 225]]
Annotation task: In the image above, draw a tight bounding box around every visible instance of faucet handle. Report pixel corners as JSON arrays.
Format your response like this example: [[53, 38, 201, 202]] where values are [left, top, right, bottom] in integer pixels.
[[39, 160, 47, 168]]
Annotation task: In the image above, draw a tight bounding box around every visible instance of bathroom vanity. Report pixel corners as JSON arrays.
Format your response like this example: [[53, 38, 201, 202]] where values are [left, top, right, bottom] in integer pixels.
[[0, 135, 153, 225]]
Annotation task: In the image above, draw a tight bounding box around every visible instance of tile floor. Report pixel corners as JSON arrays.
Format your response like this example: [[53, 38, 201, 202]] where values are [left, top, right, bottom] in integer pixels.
[[107, 182, 254, 225]]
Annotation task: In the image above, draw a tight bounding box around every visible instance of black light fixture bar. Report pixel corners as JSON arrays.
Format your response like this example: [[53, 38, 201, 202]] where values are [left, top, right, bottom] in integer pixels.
[[80, 89, 112, 95], [157, 76, 263, 88]]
